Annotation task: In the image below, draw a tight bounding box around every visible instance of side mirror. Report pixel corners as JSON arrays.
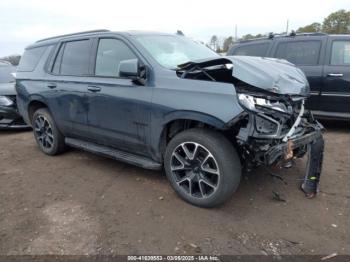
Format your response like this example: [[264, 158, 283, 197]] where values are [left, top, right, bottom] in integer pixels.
[[119, 59, 147, 85], [119, 59, 139, 78]]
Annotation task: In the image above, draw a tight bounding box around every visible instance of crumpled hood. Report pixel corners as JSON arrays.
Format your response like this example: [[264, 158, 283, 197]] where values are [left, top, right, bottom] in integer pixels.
[[0, 82, 16, 96], [178, 56, 310, 96], [228, 56, 309, 96]]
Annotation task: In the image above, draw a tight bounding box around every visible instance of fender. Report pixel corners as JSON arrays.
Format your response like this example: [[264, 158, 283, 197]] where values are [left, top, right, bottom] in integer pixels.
[[28, 94, 48, 105], [162, 110, 226, 129], [16, 92, 48, 124], [24, 94, 49, 125], [149, 110, 228, 162]]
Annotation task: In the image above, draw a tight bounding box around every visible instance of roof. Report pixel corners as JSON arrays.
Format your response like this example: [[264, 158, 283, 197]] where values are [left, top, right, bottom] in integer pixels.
[[27, 29, 175, 49]]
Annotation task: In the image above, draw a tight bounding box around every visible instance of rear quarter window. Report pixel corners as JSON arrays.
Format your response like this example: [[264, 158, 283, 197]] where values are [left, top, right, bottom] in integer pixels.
[[17, 46, 47, 72], [231, 43, 270, 57], [274, 40, 321, 65]]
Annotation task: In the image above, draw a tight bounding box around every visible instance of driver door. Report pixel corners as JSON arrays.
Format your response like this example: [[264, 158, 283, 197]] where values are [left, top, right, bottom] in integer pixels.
[[86, 38, 152, 155]]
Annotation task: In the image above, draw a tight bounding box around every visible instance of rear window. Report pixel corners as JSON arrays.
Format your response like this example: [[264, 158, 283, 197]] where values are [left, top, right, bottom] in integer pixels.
[[231, 43, 270, 57], [330, 40, 350, 65], [0, 63, 16, 83], [58, 40, 91, 76], [17, 46, 47, 72], [275, 41, 321, 65]]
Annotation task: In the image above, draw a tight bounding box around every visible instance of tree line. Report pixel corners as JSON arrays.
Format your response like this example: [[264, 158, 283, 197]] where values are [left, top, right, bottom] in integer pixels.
[[0, 55, 21, 66], [1, 9, 349, 65], [210, 9, 350, 53]]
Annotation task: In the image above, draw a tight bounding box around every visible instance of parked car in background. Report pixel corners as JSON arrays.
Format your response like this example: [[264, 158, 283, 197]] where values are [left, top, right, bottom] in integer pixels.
[[16, 30, 323, 207], [0, 60, 29, 129], [228, 33, 350, 120]]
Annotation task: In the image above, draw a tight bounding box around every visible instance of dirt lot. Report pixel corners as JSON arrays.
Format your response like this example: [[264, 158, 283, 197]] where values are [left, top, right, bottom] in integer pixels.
[[0, 121, 349, 256]]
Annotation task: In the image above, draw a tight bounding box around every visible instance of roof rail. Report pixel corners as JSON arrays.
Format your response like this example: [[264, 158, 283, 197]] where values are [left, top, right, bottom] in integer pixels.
[[291, 32, 327, 36], [239, 31, 328, 42], [36, 29, 110, 43]]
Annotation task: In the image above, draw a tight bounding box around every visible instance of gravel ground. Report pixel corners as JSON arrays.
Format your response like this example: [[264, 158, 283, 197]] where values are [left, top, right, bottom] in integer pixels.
[[0, 120, 349, 256]]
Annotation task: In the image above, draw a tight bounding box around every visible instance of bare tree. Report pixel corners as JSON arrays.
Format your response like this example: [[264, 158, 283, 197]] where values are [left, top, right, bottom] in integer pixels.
[[210, 35, 218, 51]]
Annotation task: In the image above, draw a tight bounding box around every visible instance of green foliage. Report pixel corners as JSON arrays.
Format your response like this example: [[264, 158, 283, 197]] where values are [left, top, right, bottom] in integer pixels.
[[222, 36, 234, 52], [297, 22, 322, 33], [322, 9, 350, 34], [213, 9, 349, 52], [240, 33, 267, 41], [241, 34, 254, 40]]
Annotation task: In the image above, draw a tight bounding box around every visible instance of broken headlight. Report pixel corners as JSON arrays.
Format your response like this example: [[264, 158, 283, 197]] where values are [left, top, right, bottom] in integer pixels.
[[0, 96, 14, 107], [238, 94, 290, 114]]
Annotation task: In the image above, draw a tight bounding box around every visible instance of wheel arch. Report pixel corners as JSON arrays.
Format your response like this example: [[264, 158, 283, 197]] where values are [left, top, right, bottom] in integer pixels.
[[27, 98, 49, 124], [154, 111, 227, 160]]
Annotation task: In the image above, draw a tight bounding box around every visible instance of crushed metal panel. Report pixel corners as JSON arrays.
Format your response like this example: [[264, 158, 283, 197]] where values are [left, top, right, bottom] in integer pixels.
[[177, 55, 310, 96], [228, 56, 310, 96]]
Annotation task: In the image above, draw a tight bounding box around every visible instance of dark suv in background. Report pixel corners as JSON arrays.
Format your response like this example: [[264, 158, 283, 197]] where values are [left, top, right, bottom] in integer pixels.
[[16, 30, 324, 207], [228, 33, 350, 119]]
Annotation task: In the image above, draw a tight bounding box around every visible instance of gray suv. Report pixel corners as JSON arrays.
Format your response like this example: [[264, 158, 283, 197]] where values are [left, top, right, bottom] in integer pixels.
[[16, 30, 324, 207]]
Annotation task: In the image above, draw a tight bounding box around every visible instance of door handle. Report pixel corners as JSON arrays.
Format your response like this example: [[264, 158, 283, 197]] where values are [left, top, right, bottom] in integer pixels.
[[327, 73, 343, 77], [87, 86, 101, 92], [47, 83, 57, 89]]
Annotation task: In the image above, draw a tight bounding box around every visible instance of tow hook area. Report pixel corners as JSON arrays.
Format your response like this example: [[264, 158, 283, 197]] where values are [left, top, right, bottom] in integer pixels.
[[284, 139, 294, 160], [267, 133, 325, 201]]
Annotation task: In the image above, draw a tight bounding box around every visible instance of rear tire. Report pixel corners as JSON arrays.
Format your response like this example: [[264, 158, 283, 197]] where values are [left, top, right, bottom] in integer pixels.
[[32, 108, 65, 155], [164, 128, 241, 208]]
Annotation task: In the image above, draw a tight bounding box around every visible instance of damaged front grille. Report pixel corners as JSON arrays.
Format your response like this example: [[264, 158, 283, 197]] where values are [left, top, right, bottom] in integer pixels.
[[237, 97, 303, 141], [235, 96, 312, 167]]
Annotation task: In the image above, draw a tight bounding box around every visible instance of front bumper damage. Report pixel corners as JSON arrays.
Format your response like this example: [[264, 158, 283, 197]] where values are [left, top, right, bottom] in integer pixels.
[[235, 99, 324, 196], [264, 127, 322, 166]]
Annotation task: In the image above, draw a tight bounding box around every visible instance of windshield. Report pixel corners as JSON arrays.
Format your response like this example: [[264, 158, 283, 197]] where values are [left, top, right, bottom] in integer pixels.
[[0, 63, 15, 83], [135, 35, 219, 69]]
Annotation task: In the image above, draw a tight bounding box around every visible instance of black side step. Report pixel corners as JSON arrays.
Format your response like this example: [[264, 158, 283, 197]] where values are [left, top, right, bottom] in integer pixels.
[[65, 137, 162, 170]]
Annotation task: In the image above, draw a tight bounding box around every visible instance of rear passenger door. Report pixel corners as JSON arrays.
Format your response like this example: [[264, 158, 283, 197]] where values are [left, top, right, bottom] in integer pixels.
[[46, 39, 93, 138], [272, 38, 325, 111], [321, 37, 350, 114], [85, 37, 152, 155]]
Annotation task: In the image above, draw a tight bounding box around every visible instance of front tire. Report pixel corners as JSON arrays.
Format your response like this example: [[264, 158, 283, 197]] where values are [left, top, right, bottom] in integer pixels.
[[164, 128, 241, 208], [32, 108, 65, 155]]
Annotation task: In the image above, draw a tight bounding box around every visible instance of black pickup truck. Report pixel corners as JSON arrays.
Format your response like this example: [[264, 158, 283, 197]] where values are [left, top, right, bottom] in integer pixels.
[[228, 33, 350, 120]]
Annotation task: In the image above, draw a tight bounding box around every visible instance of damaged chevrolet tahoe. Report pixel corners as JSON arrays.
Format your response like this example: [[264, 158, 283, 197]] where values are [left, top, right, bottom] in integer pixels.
[[16, 30, 324, 207]]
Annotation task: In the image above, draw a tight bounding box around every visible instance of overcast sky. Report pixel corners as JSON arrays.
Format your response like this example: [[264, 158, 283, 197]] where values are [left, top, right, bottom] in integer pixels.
[[0, 0, 348, 57]]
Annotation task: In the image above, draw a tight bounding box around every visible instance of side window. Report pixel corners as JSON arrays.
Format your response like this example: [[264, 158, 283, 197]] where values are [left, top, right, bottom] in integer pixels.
[[275, 41, 321, 65], [17, 46, 47, 72], [95, 39, 137, 77], [232, 43, 270, 57], [59, 40, 91, 76], [330, 41, 350, 65]]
